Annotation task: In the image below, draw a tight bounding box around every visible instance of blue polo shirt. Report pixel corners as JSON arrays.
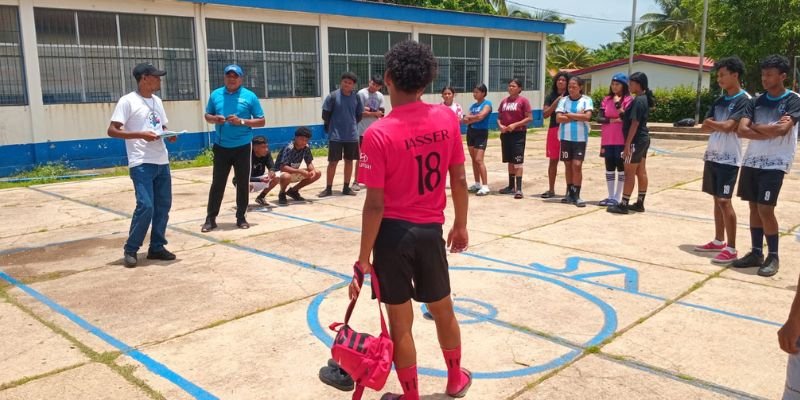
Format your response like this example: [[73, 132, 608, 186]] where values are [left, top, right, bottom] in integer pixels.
[[206, 86, 265, 148]]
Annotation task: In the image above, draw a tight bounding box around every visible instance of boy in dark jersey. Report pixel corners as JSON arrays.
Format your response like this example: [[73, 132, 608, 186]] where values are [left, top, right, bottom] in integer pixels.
[[694, 57, 751, 264], [734, 55, 800, 277], [352, 40, 471, 400]]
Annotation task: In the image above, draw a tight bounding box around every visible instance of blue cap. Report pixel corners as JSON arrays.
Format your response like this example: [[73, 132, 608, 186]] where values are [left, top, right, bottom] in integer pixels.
[[224, 64, 243, 76], [611, 73, 628, 85]]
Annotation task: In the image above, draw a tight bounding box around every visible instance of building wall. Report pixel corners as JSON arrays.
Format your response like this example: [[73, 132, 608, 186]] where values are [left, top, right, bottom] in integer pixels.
[[579, 61, 711, 93], [0, 0, 548, 176]]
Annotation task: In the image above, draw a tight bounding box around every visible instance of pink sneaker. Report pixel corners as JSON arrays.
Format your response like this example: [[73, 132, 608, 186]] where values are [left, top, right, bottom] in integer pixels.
[[711, 249, 738, 264], [694, 241, 726, 252]]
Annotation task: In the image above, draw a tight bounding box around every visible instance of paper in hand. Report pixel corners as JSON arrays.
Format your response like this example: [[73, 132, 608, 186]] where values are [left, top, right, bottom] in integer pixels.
[[158, 130, 187, 138]]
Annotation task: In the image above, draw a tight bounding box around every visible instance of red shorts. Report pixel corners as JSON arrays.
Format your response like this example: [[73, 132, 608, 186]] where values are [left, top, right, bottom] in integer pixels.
[[546, 126, 561, 160]]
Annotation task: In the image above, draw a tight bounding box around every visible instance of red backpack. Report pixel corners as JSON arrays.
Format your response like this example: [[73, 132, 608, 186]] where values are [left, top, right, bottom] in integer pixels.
[[329, 262, 394, 400]]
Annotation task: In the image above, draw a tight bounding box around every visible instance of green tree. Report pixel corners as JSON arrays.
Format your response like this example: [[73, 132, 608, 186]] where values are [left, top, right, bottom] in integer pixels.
[[592, 35, 697, 64], [549, 41, 594, 70], [367, 0, 502, 14], [638, 0, 698, 41]]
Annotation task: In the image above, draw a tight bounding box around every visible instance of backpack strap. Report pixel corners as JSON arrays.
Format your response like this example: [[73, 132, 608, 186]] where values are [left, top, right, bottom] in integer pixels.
[[351, 384, 365, 400], [342, 262, 389, 336]]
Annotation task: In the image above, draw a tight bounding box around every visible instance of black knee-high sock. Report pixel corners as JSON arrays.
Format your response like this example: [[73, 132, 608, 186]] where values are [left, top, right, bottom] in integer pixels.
[[508, 174, 515, 189], [637, 191, 647, 205]]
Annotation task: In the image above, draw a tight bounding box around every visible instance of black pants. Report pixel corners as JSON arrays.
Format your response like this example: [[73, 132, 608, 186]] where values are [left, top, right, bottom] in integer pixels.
[[207, 143, 251, 220]]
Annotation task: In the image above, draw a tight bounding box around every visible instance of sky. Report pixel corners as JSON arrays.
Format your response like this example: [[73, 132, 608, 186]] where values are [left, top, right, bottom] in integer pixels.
[[506, 0, 661, 49]]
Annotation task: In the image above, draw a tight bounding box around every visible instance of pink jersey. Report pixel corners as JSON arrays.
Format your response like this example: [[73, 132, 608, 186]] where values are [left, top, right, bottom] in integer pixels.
[[600, 95, 632, 146], [498, 95, 532, 132], [359, 101, 465, 224]]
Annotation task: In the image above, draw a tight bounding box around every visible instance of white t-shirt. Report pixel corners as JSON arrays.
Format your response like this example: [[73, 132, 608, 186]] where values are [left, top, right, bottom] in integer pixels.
[[704, 91, 751, 166], [443, 102, 464, 120], [742, 90, 800, 173], [110, 91, 170, 167], [356, 88, 384, 136]]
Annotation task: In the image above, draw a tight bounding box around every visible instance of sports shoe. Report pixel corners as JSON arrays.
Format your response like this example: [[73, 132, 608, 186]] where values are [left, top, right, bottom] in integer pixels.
[[476, 186, 490, 196], [350, 184, 361, 192], [201, 218, 217, 233], [711, 249, 737, 265], [731, 251, 764, 268], [628, 201, 645, 212], [757, 254, 779, 277], [319, 359, 354, 392], [147, 248, 176, 261], [575, 197, 586, 208], [468, 183, 481, 193], [286, 188, 305, 201], [422, 311, 434, 320], [561, 194, 575, 204], [540, 190, 555, 199], [342, 187, 357, 196], [236, 218, 250, 229], [123, 252, 137, 268], [607, 204, 629, 214], [255, 196, 268, 206], [498, 186, 515, 195], [380, 394, 402, 400], [278, 192, 288, 206], [694, 241, 726, 252], [318, 188, 333, 198], [514, 190, 523, 199]]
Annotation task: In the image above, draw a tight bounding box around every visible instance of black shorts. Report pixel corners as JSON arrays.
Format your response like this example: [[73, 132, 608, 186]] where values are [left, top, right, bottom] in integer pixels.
[[629, 137, 650, 164], [702, 161, 739, 199], [501, 131, 526, 164], [737, 166, 785, 206], [559, 140, 586, 161], [466, 127, 488, 150], [372, 218, 450, 305], [328, 141, 359, 162]]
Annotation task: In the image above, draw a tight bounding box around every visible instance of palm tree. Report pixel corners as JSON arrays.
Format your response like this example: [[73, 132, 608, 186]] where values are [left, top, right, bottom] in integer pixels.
[[508, 7, 575, 24], [638, 0, 697, 41], [488, 0, 508, 15], [549, 41, 594, 70]]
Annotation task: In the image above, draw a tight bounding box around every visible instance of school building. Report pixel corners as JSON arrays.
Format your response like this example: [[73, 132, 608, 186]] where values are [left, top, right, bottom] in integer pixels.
[[0, 0, 564, 176]]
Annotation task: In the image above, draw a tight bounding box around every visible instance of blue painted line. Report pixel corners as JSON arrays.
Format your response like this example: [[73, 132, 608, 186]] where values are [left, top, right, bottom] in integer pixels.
[[255, 210, 361, 233], [0, 270, 218, 400], [650, 146, 673, 155], [421, 298, 499, 325], [265, 210, 784, 329], [307, 265, 617, 379]]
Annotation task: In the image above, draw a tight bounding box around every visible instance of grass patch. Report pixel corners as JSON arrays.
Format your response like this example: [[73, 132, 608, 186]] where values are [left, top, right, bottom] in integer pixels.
[[588, 130, 601, 137], [0, 363, 88, 390], [310, 146, 329, 158], [0, 162, 84, 189], [171, 147, 214, 170], [585, 345, 601, 354]]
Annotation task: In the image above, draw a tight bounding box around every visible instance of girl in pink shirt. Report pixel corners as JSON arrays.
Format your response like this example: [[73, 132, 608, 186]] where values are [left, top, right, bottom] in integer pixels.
[[597, 73, 632, 206]]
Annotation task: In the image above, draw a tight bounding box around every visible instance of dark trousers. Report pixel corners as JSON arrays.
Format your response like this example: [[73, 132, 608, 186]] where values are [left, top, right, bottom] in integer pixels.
[[207, 143, 251, 220]]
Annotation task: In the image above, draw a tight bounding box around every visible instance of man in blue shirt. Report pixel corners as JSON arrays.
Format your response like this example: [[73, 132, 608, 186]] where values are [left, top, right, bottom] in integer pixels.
[[319, 72, 363, 197], [202, 64, 266, 231]]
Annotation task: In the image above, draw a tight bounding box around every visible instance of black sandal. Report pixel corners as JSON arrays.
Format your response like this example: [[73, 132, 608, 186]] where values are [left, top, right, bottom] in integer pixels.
[[540, 190, 555, 198]]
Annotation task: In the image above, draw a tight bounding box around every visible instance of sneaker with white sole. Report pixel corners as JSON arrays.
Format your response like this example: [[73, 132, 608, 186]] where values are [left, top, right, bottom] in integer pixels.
[[476, 186, 490, 196], [711, 249, 737, 265], [694, 241, 726, 252], [468, 183, 481, 193]]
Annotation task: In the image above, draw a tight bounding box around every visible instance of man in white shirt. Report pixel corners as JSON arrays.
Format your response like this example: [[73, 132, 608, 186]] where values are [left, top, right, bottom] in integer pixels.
[[353, 75, 384, 190], [107, 63, 177, 268]]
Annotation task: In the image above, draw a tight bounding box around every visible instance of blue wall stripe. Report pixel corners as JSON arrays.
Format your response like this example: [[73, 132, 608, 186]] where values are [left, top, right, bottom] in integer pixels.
[[181, 0, 566, 34], [1, 111, 543, 177], [0, 270, 218, 400]]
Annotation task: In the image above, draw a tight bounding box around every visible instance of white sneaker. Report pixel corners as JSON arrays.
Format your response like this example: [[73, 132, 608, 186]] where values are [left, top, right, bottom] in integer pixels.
[[468, 183, 481, 192], [476, 186, 490, 196]]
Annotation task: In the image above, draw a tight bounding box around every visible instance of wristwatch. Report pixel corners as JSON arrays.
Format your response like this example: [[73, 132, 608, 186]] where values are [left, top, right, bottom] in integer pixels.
[[239, 119, 245, 126]]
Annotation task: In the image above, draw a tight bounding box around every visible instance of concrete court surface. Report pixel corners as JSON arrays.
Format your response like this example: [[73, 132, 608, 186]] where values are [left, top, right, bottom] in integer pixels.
[[1, 131, 799, 400]]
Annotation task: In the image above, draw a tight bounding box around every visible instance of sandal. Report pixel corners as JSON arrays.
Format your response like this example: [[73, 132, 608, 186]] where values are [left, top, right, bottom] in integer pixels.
[[540, 190, 555, 199]]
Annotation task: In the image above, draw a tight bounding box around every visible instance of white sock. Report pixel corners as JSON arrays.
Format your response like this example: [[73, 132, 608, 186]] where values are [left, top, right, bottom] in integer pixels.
[[481, 185, 489, 190], [605, 171, 615, 199], [712, 239, 724, 246], [474, 182, 480, 188], [615, 172, 625, 201], [725, 246, 736, 253]]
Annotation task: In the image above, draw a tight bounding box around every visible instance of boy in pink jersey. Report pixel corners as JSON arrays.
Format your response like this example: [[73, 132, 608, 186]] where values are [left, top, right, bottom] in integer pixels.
[[351, 40, 471, 400]]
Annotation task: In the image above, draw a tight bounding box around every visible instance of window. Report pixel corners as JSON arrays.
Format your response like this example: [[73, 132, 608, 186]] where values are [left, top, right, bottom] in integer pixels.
[[418, 34, 482, 94], [0, 6, 26, 106], [489, 38, 541, 91], [328, 28, 409, 92], [34, 8, 198, 104], [206, 19, 319, 98]]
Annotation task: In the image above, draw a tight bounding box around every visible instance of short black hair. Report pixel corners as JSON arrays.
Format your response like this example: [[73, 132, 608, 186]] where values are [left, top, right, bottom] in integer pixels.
[[295, 126, 312, 138], [509, 78, 523, 88], [341, 71, 358, 83], [714, 56, 746, 79], [760, 54, 790, 75], [252, 136, 267, 145], [441, 86, 456, 94], [473, 83, 488, 95], [371, 74, 384, 86], [550, 71, 572, 98], [384, 40, 437, 93]]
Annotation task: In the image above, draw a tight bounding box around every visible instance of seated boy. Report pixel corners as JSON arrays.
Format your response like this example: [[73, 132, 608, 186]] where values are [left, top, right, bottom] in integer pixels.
[[274, 127, 322, 205], [232, 136, 277, 206]]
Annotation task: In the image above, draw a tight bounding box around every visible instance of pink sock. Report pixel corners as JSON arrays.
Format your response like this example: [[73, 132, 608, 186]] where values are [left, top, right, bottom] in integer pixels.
[[396, 365, 419, 400], [442, 346, 469, 394]]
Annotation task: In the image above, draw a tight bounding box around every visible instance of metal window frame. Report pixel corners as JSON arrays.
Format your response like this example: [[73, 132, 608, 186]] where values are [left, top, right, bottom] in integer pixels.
[[327, 28, 409, 92], [0, 5, 28, 106], [488, 38, 541, 91], [419, 33, 483, 94]]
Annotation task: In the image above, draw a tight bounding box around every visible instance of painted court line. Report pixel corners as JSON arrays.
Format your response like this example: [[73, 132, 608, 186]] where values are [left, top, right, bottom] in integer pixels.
[[24, 187, 771, 398], [0, 270, 219, 400]]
